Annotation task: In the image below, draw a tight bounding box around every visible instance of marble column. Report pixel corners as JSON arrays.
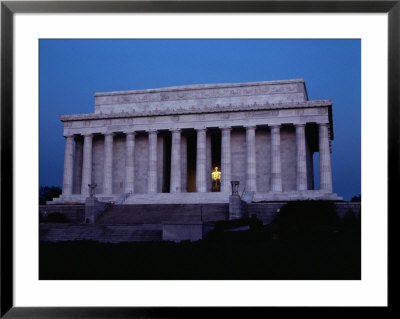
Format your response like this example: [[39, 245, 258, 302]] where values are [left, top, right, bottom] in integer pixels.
[[245, 126, 257, 192], [270, 125, 282, 192], [206, 133, 212, 191], [170, 129, 181, 193], [103, 133, 114, 195], [81, 133, 93, 196], [147, 130, 158, 193], [296, 124, 308, 191], [72, 136, 83, 194], [220, 127, 232, 193], [319, 123, 333, 192], [124, 132, 135, 193], [62, 135, 75, 196], [181, 134, 187, 192], [196, 128, 207, 192]]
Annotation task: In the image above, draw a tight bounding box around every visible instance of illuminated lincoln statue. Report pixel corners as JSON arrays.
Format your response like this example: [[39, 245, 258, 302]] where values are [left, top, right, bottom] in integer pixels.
[[212, 167, 221, 192], [50, 79, 342, 204]]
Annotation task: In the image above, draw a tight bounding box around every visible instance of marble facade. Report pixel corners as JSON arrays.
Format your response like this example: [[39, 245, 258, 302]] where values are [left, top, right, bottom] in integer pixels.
[[50, 79, 342, 204]]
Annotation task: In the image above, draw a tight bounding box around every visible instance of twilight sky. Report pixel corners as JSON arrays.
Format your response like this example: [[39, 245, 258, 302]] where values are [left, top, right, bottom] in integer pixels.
[[39, 39, 361, 201]]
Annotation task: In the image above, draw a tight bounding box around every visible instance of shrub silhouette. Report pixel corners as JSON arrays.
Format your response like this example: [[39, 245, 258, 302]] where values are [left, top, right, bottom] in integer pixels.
[[343, 209, 356, 224], [39, 186, 62, 205], [271, 200, 339, 238], [350, 194, 361, 202], [342, 209, 361, 233], [205, 215, 263, 242]]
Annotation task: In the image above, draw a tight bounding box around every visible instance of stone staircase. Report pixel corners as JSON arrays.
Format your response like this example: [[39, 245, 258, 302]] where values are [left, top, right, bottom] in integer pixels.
[[124, 192, 230, 204], [39, 223, 162, 243], [39, 203, 230, 243], [96, 203, 229, 224]]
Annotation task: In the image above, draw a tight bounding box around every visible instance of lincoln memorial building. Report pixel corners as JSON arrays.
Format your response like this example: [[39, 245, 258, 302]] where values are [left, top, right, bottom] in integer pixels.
[[50, 79, 342, 205]]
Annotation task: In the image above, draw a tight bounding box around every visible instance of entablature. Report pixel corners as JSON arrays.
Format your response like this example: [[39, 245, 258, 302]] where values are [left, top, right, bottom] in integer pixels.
[[62, 106, 332, 139], [60, 99, 332, 122]]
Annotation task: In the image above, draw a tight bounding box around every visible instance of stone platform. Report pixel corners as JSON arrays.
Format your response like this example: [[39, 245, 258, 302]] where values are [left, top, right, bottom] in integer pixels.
[[253, 191, 342, 202], [48, 190, 342, 205]]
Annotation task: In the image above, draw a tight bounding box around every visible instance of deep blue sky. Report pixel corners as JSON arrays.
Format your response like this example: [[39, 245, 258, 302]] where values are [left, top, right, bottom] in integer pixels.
[[39, 39, 361, 201]]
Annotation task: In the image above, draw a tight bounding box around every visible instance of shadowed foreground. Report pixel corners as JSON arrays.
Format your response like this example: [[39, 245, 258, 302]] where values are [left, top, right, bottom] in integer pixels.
[[39, 229, 360, 280]]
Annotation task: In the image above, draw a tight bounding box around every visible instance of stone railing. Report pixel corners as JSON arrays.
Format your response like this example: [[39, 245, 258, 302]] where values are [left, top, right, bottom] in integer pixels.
[[114, 192, 131, 205], [84, 197, 109, 224]]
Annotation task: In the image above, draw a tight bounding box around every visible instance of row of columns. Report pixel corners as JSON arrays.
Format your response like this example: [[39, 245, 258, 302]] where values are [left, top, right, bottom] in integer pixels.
[[62, 123, 333, 196], [240, 123, 332, 193]]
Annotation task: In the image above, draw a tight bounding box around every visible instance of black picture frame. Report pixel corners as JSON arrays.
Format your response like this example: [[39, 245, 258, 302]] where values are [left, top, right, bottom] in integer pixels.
[[1, 1, 396, 317]]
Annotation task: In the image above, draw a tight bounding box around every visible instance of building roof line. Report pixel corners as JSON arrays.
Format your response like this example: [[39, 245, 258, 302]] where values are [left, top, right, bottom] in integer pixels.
[[94, 79, 305, 97]]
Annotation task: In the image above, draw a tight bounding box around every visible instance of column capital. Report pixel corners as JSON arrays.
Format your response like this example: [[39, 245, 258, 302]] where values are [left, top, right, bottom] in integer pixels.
[[124, 131, 136, 136], [104, 132, 115, 137], [147, 129, 158, 134], [220, 126, 232, 132], [244, 125, 256, 130], [82, 133, 93, 138], [170, 128, 181, 133], [295, 123, 306, 128], [318, 122, 329, 127], [195, 127, 207, 132], [63, 134, 75, 139], [269, 124, 281, 129]]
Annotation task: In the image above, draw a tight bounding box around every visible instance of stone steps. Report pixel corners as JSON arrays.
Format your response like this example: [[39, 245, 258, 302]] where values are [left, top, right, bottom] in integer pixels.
[[39, 223, 163, 243], [124, 192, 230, 204], [97, 203, 229, 224], [39, 205, 85, 223]]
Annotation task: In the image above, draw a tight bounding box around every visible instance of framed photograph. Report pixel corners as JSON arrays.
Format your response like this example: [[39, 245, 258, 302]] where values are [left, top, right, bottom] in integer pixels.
[[1, 0, 396, 317]]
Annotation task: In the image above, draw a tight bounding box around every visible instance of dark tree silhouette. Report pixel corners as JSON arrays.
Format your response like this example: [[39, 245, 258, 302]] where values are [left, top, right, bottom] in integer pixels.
[[39, 186, 62, 205], [350, 194, 361, 202]]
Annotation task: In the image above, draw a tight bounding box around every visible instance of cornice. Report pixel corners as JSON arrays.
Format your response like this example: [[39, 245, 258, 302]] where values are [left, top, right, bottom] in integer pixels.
[[60, 99, 332, 122]]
